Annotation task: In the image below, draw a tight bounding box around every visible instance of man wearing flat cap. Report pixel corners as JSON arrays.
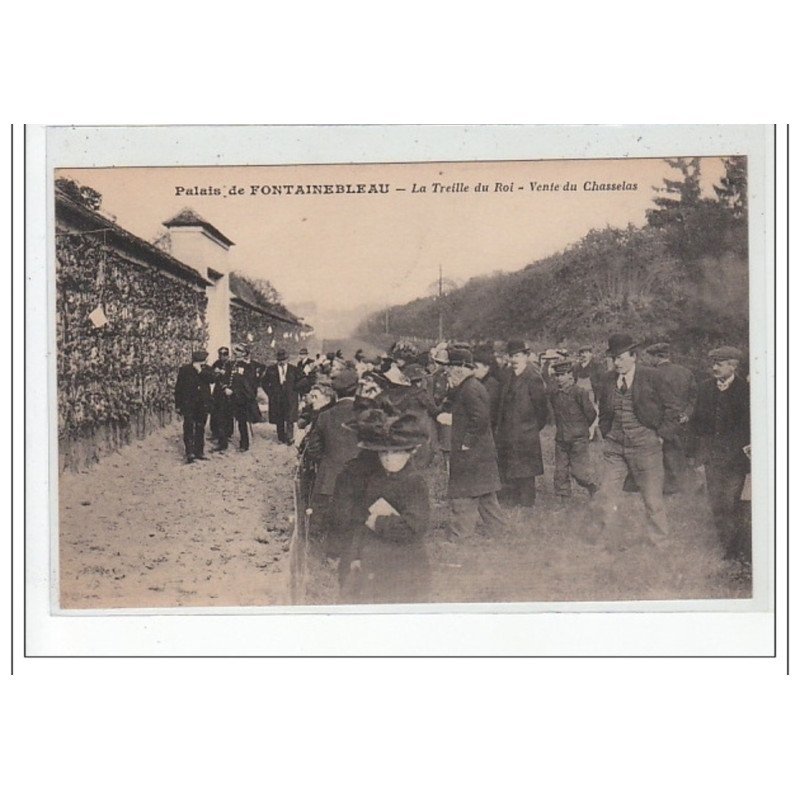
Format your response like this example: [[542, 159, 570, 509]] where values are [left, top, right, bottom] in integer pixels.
[[595, 333, 682, 547], [495, 340, 550, 507], [262, 348, 300, 445], [174, 349, 215, 463], [445, 346, 506, 538], [691, 346, 751, 562], [645, 342, 697, 494]]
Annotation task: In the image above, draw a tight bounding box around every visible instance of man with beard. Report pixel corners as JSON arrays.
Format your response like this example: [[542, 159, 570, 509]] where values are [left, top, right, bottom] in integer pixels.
[[495, 340, 550, 507], [445, 346, 506, 539], [691, 346, 751, 563]]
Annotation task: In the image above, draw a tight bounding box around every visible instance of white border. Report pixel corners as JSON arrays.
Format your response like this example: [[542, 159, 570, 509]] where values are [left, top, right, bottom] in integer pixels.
[[27, 125, 775, 655]]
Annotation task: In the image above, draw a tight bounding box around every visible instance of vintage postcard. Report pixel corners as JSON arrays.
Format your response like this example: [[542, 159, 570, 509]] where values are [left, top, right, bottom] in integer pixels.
[[27, 125, 775, 654]]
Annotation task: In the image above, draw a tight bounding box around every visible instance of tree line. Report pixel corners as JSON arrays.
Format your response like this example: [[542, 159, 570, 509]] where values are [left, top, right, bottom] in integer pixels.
[[356, 157, 749, 358]]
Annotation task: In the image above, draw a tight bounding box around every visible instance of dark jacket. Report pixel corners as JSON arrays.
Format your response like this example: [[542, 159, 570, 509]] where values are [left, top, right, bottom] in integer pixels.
[[230, 359, 265, 421], [174, 363, 214, 417], [655, 361, 697, 417], [573, 357, 607, 400], [449, 375, 502, 499], [495, 364, 549, 478], [598, 365, 682, 442], [333, 450, 431, 604], [549, 382, 597, 442], [307, 397, 360, 498], [480, 370, 502, 431], [691, 375, 750, 471], [262, 362, 300, 423]]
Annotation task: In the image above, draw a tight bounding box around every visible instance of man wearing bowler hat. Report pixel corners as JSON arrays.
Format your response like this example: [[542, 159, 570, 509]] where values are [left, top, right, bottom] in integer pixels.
[[174, 349, 215, 464], [445, 346, 506, 539], [691, 346, 750, 562], [595, 333, 681, 547], [262, 348, 300, 445], [495, 339, 550, 507], [645, 341, 697, 494]]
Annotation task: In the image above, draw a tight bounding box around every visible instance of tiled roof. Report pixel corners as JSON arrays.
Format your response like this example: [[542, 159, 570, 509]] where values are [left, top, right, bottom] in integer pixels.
[[162, 207, 235, 247]]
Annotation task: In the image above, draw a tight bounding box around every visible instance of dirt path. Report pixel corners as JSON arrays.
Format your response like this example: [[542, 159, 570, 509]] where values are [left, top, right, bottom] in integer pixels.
[[303, 430, 752, 605], [59, 421, 297, 609], [60, 423, 750, 610]]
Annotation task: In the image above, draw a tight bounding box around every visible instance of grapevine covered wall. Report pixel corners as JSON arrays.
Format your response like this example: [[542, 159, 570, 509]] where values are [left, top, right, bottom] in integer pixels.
[[55, 191, 211, 471]]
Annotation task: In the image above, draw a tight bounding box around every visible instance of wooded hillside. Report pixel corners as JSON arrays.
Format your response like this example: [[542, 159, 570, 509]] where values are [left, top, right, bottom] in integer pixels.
[[356, 158, 749, 357]]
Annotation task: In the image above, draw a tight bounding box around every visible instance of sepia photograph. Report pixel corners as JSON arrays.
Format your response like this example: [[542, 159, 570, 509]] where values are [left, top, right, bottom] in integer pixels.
[[49, 135, 766, 613]]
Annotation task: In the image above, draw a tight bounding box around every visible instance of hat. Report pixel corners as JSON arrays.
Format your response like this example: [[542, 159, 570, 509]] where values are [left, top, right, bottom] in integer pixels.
[[605, 333, 640, 358], [299, 347, 309, 355], [541, 349, 560, 360], [708, 346, 743, 361], [646, 342, 671, 358], [354, 348, 365, 361], [447, 346, 474, 367], [472, 344, 496, 366], [389, 339, 420, 363], [276, 349, 288, 361], [326, 352, 336, 361], [346, 408, 428, 451], [578, 345, 594, 354], [217, 346, 230, 355], [332, 368, 359, 395], [192, 349, 209, 362], [551, 358, 574, 375], [507, 339, 530, 356], [233, 343, 249, 356]]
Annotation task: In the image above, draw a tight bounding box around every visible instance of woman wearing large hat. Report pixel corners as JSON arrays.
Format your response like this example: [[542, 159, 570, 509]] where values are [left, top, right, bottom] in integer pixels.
[[332, 407, 432, 604]]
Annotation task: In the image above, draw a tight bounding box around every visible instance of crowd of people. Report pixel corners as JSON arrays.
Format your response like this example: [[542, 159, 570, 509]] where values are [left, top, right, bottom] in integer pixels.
[[174, 334, 752, 605]]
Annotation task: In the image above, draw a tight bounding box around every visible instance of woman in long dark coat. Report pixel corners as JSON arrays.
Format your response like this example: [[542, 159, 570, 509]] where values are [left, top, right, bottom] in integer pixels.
[[333, 408, 431, 604], [495, 340, 550, 506]]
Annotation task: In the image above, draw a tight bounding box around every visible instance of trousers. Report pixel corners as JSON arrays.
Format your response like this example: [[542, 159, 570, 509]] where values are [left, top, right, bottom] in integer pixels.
[[449, 492, 507, 538], [705, 462, 749, 559], [554, 438, 597, 496], [182, 412, 207, 457], [596, 433, 670, 544]]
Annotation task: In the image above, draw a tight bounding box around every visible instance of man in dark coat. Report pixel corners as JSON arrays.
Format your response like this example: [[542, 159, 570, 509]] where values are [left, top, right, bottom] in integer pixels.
[[495, 340, 550, 507], [646, 342, 697, 494], [472, 344, 502, 430], [209, 346, 233, 445], [305, 368, 360, 554], [174, 349, 215, 463], [445, 346, 506, 539], [262, 348, 300, 444], [595, 333, 682, 548], [691, 346, 751, 562]]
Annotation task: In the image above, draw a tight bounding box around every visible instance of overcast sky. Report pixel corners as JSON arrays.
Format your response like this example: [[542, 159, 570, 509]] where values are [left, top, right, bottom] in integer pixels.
[[58, 157, 727, 332]]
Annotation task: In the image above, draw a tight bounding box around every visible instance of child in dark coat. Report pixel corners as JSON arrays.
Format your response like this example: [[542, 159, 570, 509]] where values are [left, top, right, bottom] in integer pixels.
[[548, 359, 599, 498]]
